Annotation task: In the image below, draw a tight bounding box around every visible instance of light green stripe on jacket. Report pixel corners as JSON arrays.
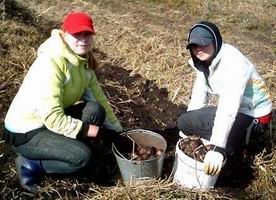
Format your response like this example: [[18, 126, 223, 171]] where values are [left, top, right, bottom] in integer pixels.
[[5, 29, 122, 138]]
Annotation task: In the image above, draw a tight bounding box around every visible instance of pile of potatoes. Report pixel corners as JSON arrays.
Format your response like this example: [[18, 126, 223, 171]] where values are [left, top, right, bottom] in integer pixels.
[[179, 135, 211, 162], [128, 144, 164, 161]]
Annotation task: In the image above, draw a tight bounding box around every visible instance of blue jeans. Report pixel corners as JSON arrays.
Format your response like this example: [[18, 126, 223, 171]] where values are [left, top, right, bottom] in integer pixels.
[[12, 101, 106, 174]]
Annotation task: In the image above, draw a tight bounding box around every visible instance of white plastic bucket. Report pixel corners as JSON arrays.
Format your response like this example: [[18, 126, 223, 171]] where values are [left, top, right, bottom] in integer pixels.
[[172, 138, 225, 191]]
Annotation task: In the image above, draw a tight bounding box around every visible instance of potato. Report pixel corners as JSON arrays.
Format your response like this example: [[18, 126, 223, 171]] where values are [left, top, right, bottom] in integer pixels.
[[137, 146, 147, 155], [156, 149, 163, 156], [145, 146, 156, 156], [141, 153, 149, 160]]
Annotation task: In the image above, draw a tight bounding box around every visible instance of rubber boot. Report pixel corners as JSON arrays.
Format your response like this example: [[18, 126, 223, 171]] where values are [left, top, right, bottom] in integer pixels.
[[15, 155, 44, 193]]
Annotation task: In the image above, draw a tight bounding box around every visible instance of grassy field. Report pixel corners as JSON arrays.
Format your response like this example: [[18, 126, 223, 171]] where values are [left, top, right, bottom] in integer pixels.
[[0, 0, 275, 199]]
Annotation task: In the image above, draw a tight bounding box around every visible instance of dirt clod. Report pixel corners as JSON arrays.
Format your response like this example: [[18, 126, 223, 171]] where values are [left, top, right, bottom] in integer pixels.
[[179, 136, 211, 162]]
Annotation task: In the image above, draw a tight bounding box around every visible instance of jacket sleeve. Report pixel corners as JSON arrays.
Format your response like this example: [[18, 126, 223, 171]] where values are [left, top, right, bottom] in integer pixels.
[[209, 54, 252, 148], [88, 71, 123, 132], [187, 71, 209, 111], [35, 56, 83, 138]]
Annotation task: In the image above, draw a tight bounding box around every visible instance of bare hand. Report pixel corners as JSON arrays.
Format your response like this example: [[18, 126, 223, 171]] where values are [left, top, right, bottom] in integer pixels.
[[86, 125, 99, 137]]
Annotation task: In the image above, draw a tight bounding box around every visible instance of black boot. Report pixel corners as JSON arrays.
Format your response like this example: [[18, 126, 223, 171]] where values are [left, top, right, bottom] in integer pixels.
[[15, 155, 44, 193]]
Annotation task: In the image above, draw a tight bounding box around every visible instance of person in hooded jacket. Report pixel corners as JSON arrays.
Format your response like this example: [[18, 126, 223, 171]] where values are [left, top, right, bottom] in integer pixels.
[[2, 12, 126, 193], [177, 21, 272, 176]]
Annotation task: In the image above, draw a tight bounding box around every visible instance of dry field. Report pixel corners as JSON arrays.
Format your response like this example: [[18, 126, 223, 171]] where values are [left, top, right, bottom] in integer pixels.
[[0, 0, 275, 199]]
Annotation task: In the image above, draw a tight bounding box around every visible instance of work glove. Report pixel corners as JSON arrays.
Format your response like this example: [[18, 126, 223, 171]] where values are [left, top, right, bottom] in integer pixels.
[[97, 128, 133, 155], [203, 150, 224, 176]]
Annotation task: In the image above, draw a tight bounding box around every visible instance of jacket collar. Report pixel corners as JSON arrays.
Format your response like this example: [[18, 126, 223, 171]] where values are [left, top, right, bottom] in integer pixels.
[[208, 42, 224, 73]]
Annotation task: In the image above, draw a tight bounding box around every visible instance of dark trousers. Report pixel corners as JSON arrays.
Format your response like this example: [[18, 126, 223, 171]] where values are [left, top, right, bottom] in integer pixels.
[[177, 107, 254, 151], [4, 101, 106, 174]]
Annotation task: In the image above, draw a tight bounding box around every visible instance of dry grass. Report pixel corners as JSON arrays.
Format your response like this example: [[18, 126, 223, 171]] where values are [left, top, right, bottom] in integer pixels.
[[1, 0, 275, 106], [247, 147, 276, 199], [0, 0, 276, 199], [245, 113, 276, 199]]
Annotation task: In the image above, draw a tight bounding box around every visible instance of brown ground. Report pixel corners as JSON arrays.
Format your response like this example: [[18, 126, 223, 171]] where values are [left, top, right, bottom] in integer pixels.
[[0, 0, 275, 199]]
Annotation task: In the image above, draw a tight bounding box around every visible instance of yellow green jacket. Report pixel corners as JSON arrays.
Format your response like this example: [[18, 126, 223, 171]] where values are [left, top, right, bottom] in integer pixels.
[[5, 30, 122, 138]]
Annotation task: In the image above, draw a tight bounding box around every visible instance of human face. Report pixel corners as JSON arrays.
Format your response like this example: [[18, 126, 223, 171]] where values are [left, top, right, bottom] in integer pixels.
[[63, 31, 93, 56], [191, 42, 215, 63]]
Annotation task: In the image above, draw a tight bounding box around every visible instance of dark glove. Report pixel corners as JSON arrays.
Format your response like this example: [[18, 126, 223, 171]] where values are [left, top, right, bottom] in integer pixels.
[[97, 128, 133, 155], [77, 123, 89, 139]]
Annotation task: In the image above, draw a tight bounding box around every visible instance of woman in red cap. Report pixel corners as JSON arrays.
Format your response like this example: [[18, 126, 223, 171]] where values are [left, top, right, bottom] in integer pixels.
[[177, 21, 272, 178], [3, 12, 126, 193]]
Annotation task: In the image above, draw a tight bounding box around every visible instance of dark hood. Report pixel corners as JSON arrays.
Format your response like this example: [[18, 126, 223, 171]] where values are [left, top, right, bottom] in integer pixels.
[[187, 21, 223, 74]]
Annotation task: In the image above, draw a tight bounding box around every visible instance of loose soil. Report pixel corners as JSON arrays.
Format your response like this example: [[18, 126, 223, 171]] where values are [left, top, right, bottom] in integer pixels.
[[178, 136, 209, 162]]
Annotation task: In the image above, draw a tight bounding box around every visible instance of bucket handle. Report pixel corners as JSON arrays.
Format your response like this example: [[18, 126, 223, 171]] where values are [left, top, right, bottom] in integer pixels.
[[193, 144, 205, 189], [112, 143, 128, 160], [127, 135, 137, 157], [112, 134, 136, 161]]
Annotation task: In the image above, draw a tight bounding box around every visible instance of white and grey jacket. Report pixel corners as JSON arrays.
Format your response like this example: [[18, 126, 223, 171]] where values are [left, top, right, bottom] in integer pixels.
[[187, 43, 272, 148]]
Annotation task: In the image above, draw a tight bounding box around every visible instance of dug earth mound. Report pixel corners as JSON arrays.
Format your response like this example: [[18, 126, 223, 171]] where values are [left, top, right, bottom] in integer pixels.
[[96, 61, 186, 131]]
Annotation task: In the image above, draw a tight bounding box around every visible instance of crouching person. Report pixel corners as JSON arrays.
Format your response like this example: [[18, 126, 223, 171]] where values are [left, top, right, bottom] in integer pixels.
[[177, 21, 272, 176], [2, 12, 123, 193]]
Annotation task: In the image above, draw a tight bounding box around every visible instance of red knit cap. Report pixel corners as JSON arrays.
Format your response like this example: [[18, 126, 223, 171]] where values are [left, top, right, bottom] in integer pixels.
[[62, 12, 95, 34]]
